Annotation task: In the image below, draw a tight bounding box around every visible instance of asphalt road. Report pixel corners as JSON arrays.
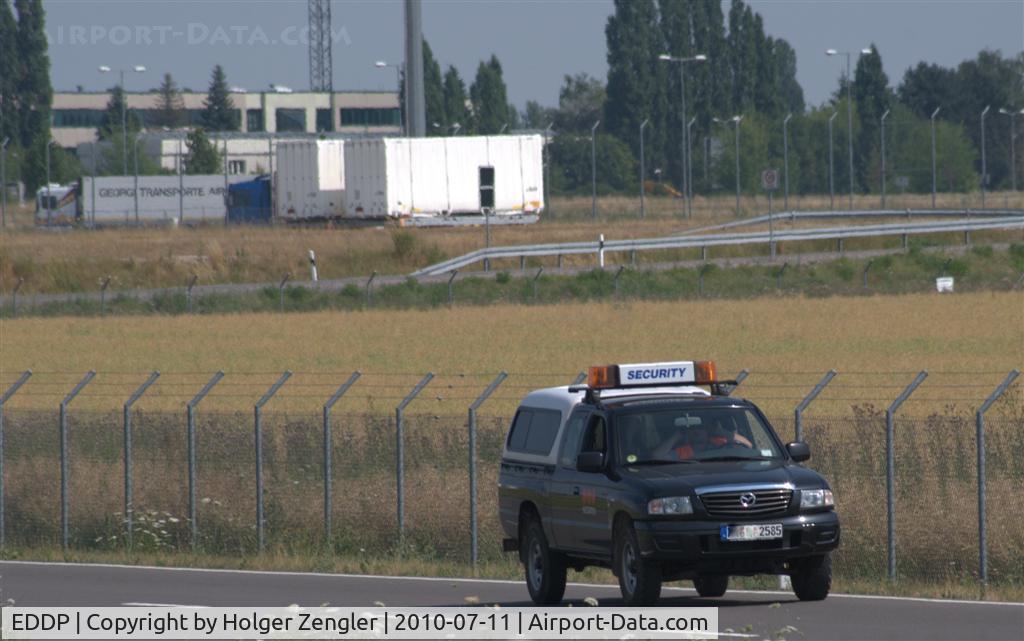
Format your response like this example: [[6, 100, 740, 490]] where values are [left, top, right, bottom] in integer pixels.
[[1, 562, 1021, 640]]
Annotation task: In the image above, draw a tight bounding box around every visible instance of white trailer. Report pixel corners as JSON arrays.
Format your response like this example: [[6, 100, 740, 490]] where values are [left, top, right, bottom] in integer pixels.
[[275, 140, 345, 221], [344, 135, 543, 222], [77, 175, 247, 226]]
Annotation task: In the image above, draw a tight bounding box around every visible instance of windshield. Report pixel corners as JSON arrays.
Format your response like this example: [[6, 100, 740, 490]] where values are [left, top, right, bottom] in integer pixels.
[[614, 406, 784, 465]]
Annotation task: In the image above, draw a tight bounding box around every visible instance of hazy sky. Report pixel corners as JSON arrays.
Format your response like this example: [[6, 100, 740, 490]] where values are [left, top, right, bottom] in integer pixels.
[[43, 0, 1024, 108]]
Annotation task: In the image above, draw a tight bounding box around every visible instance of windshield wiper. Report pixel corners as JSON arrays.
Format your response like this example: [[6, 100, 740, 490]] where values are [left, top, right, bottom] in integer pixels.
[[625, 459, 698, 466], [698, 455, 775, 462]]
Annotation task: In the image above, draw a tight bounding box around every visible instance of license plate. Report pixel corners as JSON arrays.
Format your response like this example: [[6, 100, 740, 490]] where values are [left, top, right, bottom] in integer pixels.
[[720, 523, 783, 541]]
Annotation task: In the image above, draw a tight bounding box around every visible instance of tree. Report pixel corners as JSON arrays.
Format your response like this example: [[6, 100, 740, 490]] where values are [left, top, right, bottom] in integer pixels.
[[14, 0, 52, 192], [772, 39, 804, 114], [521, 100, 556, 130], [549, 132, 635, 195], [469, 55, 509, 134], [442, 65, 469, 132], [604, 0, 663, 166], [897, 62, 957, 119], [153, 72, 186, 129], [422, 40, 446, 134], [0, 0, 19, 144], [184, 128, 221, 174], [97, 85, 141, 140], [200, 65, 238, 131], [553, 73, 605, 133], [853, 45, 890, 191]]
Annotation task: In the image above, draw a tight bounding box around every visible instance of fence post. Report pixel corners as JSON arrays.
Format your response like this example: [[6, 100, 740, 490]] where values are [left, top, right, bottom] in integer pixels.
[[100, 276, 111, 317], [862, 259, 875, 290], [123, 371, 159, 549], [734, 369, 749, 388], [60, 370, 96, 551], [976, 369, 1019, 585], [532, 267, 543, 302], [186, 275, 198, 314], [572, 371, 587, 385], [468, 372, 507, 567], [0, 370, 31, 549], [776, 263, 789, 291], [395, 373, 434, 545], [187, 371, 224, 549], [11, 278, 23, 318], [447, 271, 457, 308], [278, 273, 291, 313], [614, 266, 625, 297], [366, 271, 377, 306], [794, 370, 837, 442], [885, 371, 927, 581], [255, 371, 292, 552], [322, 371, 361, 545]]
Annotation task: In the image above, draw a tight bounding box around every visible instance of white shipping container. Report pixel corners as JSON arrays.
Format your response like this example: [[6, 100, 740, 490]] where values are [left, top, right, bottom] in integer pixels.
[[344, 135, 544, 220], [276, 140, 345, 220], [79, 175, 247, 225]]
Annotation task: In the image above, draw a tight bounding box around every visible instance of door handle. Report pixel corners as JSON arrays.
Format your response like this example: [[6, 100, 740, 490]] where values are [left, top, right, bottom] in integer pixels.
[[573, 486, 580, 496]]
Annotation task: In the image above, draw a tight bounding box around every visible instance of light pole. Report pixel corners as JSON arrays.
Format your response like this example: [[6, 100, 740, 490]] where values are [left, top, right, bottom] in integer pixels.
[[714, 115, 743, 217], [782, 114, 792, 211], [687, 117, 696, 217], [880, 109, 890, 208], [0, 136, 8, 230], [658, 53, 707, 219], [999, 108, 1023, 191], [374, 61, 405, 135], [828, 111, 839, 209], [826, 48, 870, 210], [639, 119, 649, 219], [590, 120, 600, 219], [99, 65, 146, 175], [981, 106, 990, 207], [930, 106, 940, 208]]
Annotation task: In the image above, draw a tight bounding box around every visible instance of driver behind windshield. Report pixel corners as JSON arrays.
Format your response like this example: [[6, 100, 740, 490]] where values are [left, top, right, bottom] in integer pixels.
[[649, 415, 754, 461]]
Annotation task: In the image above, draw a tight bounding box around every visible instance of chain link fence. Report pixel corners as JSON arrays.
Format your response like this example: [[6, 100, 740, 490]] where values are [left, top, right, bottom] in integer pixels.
[[1, 369, 1021, 587]]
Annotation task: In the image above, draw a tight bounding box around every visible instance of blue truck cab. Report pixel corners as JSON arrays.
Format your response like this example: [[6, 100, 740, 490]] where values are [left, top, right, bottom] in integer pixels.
[[227, 175, 273, 224], [498, 360, 840, 606]]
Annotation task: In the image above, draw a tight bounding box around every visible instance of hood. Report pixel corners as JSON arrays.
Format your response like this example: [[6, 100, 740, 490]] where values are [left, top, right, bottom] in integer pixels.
[[619, 459, 827, 495]]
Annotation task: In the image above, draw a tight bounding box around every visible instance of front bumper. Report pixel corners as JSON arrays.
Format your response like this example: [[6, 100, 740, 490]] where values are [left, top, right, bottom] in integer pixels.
[[633, 511, 840, 575]]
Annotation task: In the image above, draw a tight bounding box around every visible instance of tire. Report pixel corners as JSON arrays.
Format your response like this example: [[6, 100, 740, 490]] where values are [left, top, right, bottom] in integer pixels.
[[521, 519, 567, 605], [693, 574, 729, 598], [791, 553, 832, 601], [615, 521, 662, 606]]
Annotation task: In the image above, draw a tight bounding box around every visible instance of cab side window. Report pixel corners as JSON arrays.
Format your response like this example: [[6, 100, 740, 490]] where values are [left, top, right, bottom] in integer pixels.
[[580, 415, 607, 455], [558, 412, 588, 468], [507, 407, 562, 455]]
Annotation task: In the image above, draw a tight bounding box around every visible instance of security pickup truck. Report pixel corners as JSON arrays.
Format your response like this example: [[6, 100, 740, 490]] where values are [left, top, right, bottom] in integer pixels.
[[498, 361, 840, 606]]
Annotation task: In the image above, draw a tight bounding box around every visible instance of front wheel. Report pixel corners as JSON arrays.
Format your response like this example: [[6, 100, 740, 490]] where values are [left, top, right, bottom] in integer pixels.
[[522, 519, 567, 605], [615, 521, 662, 606], [791, 553, 832, 601]]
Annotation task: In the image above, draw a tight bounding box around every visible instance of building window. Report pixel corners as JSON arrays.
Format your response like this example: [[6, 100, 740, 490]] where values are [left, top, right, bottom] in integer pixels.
[[315, 108, 333, 132], [52, 109, 105, 128], [247, 109, 264, 132], [228, 160, 247, 175], [340, 107, 401, 127], [276, 108, 306, 132]]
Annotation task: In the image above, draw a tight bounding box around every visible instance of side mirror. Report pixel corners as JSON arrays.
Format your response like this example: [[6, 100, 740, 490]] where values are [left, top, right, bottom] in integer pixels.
[[787, 441, 811, 462], [576, 451, 605, 473]]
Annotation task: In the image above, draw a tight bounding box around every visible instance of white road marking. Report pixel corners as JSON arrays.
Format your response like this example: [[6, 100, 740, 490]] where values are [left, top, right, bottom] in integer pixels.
[[121, 602, 208, 608], [3, 560, 1021, 608]]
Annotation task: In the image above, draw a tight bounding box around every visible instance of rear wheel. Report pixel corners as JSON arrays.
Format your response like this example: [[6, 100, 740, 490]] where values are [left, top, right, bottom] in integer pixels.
[[615, 521, 662, 606], [791, 553, 832, 601], [693, 574, 729, 598], [522, 519, 567, 605]]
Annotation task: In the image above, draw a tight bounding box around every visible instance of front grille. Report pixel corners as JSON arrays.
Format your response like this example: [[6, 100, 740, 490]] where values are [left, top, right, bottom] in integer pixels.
[[700, 488, 792, 517]]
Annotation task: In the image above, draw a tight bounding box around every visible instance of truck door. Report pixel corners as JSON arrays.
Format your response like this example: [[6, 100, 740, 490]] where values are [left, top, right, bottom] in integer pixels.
[[573, 413, 613, 556], [548, 409, 588, 550]]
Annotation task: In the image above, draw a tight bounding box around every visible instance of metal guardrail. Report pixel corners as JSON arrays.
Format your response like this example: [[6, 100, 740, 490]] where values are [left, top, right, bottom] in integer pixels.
[[413, 215, 1024, 276], [672, 208, 1024, 237]]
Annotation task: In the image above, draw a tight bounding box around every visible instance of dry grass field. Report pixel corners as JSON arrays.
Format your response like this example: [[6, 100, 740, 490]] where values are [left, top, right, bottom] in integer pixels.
[[0, 291, 1020, 416], [1, 292, 1021, 588], [3, 190, 1023, 295]]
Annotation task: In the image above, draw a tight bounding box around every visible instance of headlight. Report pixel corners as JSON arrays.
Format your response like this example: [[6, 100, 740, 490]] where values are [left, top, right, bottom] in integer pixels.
[[800, 489, 834, 509], [647, 496, 693, 515]]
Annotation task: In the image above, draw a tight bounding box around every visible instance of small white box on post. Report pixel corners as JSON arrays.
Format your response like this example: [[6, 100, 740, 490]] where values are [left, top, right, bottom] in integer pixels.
[[935, 277, 954, 293]]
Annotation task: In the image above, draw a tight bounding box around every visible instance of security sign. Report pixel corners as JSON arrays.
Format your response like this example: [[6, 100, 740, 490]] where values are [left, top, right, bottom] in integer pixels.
[[761, 169, 779, 191]]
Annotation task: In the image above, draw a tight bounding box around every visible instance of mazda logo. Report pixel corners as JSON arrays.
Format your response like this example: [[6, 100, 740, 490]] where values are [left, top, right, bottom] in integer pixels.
[[739, 492, 757, 507]]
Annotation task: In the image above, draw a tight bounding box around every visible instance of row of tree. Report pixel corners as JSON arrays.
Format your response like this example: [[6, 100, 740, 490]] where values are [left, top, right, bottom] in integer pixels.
[[509, 0, 1022, 198]]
